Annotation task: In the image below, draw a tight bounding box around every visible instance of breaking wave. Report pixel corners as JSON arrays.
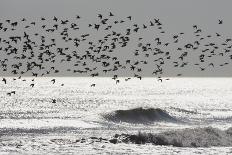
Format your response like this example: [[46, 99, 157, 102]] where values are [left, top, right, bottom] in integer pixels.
[[103, 107, 180, 124], [109, 127, 232, 147]]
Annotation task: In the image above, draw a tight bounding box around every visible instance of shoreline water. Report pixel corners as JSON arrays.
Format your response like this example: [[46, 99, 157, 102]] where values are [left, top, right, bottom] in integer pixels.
[[1, 78, 232, 154]]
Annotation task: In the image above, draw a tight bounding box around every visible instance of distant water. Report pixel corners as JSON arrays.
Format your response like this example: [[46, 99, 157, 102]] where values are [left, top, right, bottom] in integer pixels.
[[1, 77, 232, 154]]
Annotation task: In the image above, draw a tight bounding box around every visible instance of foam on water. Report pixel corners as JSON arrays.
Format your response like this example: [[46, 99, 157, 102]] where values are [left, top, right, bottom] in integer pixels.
[[0, 119, 98, 129], [113, 127, 232, 147]]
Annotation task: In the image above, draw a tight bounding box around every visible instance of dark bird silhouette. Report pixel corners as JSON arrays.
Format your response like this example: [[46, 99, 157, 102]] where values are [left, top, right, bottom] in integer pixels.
[[127, 16, 132, 20], [53, 16, 58, 21], [218, 19, 223, 24], [98, 14, 103, 19], [109, 12, 114, 16], [2, 78, 6, 84], [90, 84, 96, 87], [158, 78, 163, 82], [51, 79, 56, 84]]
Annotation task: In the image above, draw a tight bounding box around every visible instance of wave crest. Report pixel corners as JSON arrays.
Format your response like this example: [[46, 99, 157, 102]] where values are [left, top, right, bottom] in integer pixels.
[[103, 107, 179, 124], [111, 127, 232, 147]]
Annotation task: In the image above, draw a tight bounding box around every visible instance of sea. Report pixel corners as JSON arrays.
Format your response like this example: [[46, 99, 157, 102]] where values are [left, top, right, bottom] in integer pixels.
[[0, 77, 232, 155]]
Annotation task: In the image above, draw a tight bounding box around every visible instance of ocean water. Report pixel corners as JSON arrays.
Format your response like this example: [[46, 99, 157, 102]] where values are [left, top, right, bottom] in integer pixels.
[[1, 77, 232, 154]]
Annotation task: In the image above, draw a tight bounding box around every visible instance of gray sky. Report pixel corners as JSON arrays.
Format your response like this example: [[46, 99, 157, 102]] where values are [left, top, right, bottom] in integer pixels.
[[1, 0, 232, 77]]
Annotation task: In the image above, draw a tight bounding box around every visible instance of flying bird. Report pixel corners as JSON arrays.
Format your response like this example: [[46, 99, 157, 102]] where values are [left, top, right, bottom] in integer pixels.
[[51, 79, 56, 84], [218, 19, 223, 24], [2, 78, 6, 84]]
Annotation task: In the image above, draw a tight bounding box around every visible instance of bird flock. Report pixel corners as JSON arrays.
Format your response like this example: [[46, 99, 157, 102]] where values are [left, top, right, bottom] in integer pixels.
[[0, 12, 232, 92]]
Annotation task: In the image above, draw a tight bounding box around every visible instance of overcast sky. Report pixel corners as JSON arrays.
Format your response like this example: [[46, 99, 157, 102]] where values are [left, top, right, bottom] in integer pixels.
[[1, 0, 232, 77]]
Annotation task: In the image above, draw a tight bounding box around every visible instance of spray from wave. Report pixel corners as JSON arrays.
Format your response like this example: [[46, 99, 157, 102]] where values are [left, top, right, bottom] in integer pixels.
[[109, 127, 232, 147]]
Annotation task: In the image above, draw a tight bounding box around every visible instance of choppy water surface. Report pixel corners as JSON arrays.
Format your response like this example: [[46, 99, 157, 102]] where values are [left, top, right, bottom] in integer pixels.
[[1, 77, 232, 154]]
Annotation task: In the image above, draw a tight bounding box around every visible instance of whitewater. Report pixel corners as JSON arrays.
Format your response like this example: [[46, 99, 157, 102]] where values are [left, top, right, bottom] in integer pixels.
[[0, 77, 232, 154]]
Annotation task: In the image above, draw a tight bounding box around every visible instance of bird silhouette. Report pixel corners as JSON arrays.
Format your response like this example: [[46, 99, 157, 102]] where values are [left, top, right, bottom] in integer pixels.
[[51, 79, 56, 84], [2, 78, 6, 84], [90, 84, 96, 87], [219, 19, 223, 24], [109, 12, 114, 16]]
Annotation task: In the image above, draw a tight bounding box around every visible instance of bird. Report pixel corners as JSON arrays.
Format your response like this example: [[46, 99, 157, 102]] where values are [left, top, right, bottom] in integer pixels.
[[218, 19, 223, 24], [51, 79, 56, 84], [158, 79, 163, 82], [53, 16, 58, 21], [90, 84, 96, 87], [109, 12, 114, 16], [11, 91, 16, 94], [98, 14, 103, 19], [76, 15, 81, 19], [2, 78, 6, 84], [116, 80, 120, 84]]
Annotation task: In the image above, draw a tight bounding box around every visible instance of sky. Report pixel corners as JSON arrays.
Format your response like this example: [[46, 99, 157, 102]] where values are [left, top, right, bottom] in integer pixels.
[[1, 0, 232, 77]]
